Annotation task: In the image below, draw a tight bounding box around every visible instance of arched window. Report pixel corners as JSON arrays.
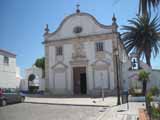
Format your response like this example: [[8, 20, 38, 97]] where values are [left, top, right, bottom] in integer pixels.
[[28, 74, 36, 81]]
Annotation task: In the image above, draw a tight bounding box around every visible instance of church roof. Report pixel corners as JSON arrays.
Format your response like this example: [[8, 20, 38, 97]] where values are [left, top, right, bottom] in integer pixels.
[[44, 12, 114, 41], [50, 12, 112, 35]]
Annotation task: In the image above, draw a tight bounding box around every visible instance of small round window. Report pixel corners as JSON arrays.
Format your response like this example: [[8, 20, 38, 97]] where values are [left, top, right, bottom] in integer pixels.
[[73, 26, 82, 34]]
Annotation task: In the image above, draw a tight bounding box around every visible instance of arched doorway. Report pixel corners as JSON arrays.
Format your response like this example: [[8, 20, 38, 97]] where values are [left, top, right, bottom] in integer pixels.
[[28, 74, 39, 93]]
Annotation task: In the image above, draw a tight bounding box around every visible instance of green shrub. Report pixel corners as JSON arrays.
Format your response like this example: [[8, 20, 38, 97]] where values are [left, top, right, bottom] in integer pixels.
[[146, 92, 153, 102], [150, 86, 159, 96], [151, 106, 160, 119]]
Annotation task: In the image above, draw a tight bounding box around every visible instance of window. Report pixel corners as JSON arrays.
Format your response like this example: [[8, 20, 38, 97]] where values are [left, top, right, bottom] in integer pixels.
[[73, 26, 83, 34], [4, 56, 9, 65], [131, 58, 138, 70], [96, 42, 104, 52], [56, 46, 63, 56]]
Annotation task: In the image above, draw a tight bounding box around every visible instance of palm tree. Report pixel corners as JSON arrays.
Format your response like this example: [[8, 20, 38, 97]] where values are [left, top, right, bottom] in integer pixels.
[[121, 15, 160, 67], [138, 70, 150, 95], [138, 70, 150, 115], [138, 0, 160, 16], [113, 0, 160, 16]]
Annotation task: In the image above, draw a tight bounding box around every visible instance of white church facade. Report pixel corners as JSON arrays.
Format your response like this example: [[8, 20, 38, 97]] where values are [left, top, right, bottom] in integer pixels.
[[43, 8, 128, 96], [43, 9, 160, 96]]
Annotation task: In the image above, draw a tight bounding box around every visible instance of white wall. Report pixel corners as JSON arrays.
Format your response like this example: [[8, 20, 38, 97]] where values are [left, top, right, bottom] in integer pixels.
[[94, 70, 108, 88], [48, 46, 55, 91], [0, 54, 18, 88], [64, 44, 72, 92], [20, 79, 28, 91], [47, 39, 115, 94], [39, 78, 45, 91], [55, 72, 66, 89], [121, 60, 160, 91], [148, 70, 160, 89]]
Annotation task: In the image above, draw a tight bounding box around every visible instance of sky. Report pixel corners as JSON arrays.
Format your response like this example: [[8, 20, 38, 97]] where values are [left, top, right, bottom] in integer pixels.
[[0, 0, 160, 76]]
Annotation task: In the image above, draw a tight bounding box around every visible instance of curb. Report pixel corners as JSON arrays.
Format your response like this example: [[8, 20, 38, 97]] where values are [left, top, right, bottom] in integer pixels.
[[24, 101, 110, 107]]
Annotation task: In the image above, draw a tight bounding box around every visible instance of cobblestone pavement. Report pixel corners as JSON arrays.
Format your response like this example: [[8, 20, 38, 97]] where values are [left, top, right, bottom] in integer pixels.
[[0, 103, 105, 120]]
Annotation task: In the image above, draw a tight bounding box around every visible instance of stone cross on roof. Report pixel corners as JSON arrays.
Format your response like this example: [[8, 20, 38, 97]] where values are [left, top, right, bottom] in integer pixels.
[[44, 24, 49, 34], [112, 13, 117, 24]]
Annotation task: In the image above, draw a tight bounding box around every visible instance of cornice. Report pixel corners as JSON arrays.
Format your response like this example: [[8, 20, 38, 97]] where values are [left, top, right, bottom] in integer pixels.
[[43, 32, 117, 46]]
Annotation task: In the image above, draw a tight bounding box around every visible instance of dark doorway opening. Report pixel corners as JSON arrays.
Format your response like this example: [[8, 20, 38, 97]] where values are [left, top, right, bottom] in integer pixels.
[[73, 67, 87, 95], [80, 73, 87, 94]]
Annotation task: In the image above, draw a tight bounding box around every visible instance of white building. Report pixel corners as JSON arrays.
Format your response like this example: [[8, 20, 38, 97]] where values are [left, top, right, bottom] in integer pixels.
[[43, 8, 128, 96], [43, 9, 160, 96], [0, 49, 20, 88], [20, 66, 45, 91]]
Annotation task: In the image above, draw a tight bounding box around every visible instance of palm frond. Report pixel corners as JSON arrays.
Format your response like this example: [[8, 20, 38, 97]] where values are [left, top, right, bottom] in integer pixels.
[[139, 0, 160, 16], [121, 15, 160, 66]]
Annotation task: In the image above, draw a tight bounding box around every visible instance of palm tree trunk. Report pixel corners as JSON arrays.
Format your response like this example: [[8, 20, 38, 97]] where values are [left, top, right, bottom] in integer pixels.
[[141, 0, 148, 16], [137, 47, 143, 69], [146, 58, 151, 67], [137, 55, 140, 69], [143, 81, 148, 114], [145, 48, 151, 67], [142, 80, 147, 95]]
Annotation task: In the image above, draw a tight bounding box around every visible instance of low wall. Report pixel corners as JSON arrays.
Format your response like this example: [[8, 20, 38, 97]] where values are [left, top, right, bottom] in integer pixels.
[[129, 96, 160, 102]]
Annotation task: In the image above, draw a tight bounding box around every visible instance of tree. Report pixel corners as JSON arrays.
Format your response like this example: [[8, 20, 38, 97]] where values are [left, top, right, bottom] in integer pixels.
[[138, 70, 150, 95], [138, 0, 160, 16], [114, 0, 160, 16], [121, 15, 160, 67], [138, 70, 151, 117], [34, 57, 45, 78]]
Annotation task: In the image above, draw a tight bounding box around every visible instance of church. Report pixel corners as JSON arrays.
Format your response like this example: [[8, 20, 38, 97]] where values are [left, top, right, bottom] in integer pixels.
[[43, 6, 160, 96]]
